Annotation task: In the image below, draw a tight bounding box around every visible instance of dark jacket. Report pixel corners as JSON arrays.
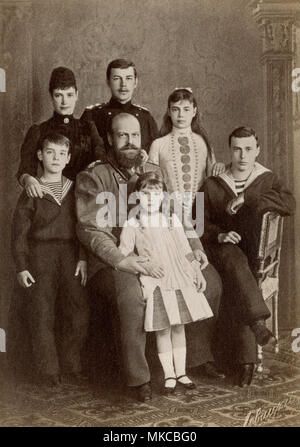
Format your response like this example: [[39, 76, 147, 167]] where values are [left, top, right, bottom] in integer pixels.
[[12, 178, 84, 272], [201, 163, 295, 248], [16, 112, 105, 182], [81, 97, 158, 153]]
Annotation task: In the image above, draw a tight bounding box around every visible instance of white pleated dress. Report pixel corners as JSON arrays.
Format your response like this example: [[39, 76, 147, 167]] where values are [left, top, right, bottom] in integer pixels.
[[119, 213, 213, 332]]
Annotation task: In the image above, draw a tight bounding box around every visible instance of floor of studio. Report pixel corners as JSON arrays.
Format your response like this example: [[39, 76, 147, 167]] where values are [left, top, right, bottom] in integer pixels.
[[1, 331, 300, 427]]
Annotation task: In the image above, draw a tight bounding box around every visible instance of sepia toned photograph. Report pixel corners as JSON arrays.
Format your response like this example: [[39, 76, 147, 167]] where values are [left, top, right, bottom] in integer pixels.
[[0, 0, 300, 430]]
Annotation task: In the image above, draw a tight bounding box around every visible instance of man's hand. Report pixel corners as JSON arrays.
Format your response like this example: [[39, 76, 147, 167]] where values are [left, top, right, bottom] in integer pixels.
[[226, 194, 245, 215], [75, 260, 87, 286], [193, 249, 209, 270], [115, 256, 151, 275], [218, 231, 241, 244], [143, 261, 165, 278], [191, 261, 207, 292], [17, 270, 35, 288], [24, 175, 43, 198], [212, 162, 226, 177]]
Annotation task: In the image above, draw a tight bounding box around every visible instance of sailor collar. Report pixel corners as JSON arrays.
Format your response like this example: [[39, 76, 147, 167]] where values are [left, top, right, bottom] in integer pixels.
[[217, 162, 271, 196], [38, 176, 73, 205]]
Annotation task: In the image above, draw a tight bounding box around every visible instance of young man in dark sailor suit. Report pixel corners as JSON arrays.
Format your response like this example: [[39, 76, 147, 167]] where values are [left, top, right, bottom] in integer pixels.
[[200, 126, 295, 387]]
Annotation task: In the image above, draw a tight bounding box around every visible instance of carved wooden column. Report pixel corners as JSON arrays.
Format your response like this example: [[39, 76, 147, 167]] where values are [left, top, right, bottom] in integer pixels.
[[251, 0, 300, 327], [0, 0, 33, 330], [293, 18, 300, 326]]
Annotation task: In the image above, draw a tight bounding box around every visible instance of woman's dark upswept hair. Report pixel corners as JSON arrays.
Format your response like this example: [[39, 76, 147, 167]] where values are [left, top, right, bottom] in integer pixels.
[[160, 88, 214, 163]]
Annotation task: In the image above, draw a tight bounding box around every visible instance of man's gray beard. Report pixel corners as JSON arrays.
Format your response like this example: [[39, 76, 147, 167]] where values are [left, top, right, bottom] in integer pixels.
[[116, 149, 143, 169]]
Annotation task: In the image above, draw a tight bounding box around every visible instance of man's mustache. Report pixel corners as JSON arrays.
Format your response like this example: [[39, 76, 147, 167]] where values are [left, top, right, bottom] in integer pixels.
[[121, 144, 140, 152]]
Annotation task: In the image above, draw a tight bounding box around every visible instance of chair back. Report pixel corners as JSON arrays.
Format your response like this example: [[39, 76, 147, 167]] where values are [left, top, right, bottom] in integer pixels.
[[256, 212, 284, 283]]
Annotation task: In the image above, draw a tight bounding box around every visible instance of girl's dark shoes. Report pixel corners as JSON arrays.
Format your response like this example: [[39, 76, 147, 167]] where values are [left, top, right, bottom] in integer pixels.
[[177, 375, 196, 390], [164, 377, 177, 395]]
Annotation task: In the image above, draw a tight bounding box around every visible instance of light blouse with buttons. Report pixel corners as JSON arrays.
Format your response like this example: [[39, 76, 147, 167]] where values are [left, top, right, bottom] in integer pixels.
[[149, 128, 216, 202]]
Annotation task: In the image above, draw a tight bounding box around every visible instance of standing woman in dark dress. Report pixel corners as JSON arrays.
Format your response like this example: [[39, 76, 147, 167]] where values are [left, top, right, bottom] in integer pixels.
[[16, 66, 105, 197]]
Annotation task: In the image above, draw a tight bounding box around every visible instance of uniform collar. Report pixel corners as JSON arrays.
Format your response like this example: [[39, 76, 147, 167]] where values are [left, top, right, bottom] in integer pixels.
[[53, 111, 75, 125], [108, 96, 133, 111], [217, 162, 271, 196]]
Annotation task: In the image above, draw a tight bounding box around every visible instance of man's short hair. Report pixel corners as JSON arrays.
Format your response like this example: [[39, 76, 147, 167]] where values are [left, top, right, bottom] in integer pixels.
[[228, 126, 260, 147], [38, 132, 71, 154], [106, 59, 137, 81]]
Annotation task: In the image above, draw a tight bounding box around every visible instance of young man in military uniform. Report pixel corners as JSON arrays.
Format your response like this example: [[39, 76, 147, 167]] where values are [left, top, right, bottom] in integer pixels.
[[81, 59, 158, 153], [17, 67, 105, 199], [76, 112, 223, 402]]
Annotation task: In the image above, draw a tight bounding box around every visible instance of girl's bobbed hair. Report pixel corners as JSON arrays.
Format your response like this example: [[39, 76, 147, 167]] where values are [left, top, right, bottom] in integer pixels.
[[134, 171, 167, 192]]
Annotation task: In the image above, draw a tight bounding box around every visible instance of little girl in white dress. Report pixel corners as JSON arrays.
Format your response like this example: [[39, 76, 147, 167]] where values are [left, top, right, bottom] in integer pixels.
[[119, 171, 213, 394]]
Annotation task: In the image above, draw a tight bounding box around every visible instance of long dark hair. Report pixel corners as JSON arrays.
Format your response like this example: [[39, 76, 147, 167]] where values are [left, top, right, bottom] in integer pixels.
[[160, 88, 214, 162]]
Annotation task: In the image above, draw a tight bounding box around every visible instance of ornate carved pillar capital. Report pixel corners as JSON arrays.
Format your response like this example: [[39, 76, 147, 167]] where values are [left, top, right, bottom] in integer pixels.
[[251, 0, 300, 61]]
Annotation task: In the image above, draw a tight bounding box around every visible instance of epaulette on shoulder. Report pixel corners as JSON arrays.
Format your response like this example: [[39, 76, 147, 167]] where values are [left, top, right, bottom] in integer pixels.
[[86, 159, 106, 170], [85, 103, 106, 110], [132, 103, 149, 112]]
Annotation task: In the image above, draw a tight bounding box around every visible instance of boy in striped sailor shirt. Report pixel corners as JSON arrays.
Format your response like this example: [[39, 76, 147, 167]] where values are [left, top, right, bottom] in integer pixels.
[[10, 132, 89, 387]]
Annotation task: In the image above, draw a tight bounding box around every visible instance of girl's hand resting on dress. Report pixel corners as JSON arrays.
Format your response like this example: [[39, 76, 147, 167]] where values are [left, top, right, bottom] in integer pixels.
[[193, 249, 209, 270], [191, 261, 207, 292]]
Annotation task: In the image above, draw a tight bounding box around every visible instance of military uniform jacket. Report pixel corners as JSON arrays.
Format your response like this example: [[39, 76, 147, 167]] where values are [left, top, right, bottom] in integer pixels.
[[81, 97, 159, 153], [75, 155, 162, 279], [16, 112, 106, 182]]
